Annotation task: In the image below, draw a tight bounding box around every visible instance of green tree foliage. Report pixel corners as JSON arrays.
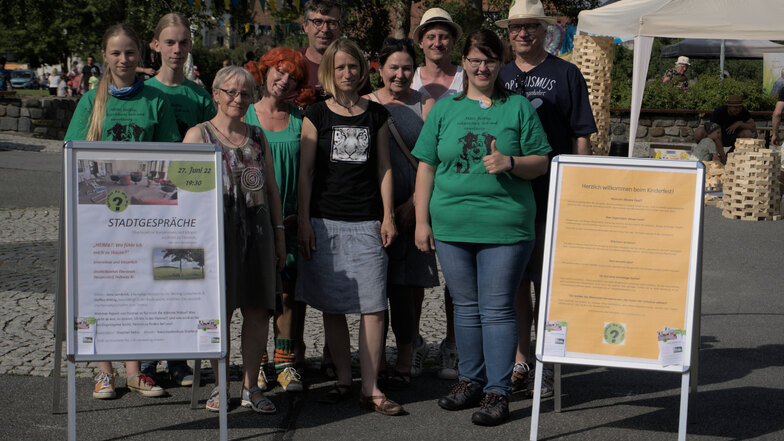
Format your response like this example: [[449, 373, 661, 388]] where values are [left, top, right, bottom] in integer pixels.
[[341, 0, 392, 56], [0, 0, 252, 67]]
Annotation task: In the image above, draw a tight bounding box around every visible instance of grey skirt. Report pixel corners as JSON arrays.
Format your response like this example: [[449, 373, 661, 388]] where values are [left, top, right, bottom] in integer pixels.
[[296, 218, 388, 314]]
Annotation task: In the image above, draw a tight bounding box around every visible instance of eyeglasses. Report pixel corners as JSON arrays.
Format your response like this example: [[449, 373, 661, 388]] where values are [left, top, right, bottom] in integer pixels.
[[464, 57, 500, 70], [307, 18, 340, 30], [217, 88, 252, 101], [509, 23, 541, 35]]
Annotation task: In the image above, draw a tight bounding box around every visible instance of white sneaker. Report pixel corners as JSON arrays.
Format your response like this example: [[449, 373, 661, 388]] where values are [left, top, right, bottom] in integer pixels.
[[526, 365, 554, 398], [437, 339, 459, 380], [411, 335, 428, 377]]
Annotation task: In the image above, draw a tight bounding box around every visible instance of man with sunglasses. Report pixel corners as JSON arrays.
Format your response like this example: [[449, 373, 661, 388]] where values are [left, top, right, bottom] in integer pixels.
[[496, 0, 596, 400]]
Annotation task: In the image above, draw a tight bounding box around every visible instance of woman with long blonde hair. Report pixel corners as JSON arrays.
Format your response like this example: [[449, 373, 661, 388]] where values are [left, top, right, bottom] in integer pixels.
[[64, 23, 179, 401], [64, 24, 179, 143]]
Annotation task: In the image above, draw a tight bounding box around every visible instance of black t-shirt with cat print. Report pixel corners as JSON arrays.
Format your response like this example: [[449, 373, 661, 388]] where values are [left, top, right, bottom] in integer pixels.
[[304, 100, 389, 222]]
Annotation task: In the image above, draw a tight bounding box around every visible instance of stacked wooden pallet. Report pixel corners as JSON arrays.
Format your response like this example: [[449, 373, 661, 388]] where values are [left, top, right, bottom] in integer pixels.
[[722, 138, 782, 221], [573, 35, 613, 156]]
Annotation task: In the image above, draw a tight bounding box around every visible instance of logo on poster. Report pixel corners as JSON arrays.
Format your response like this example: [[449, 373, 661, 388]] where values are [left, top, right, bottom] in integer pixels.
[[603, 322, 626, 345]]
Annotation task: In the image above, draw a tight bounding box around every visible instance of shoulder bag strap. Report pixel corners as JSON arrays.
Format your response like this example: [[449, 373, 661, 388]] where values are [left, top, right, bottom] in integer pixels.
[[368, 92, 418, 170]]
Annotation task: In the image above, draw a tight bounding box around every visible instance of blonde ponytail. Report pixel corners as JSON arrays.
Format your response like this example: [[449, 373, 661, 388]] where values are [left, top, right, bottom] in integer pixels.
[[86, 70, 113, 141]]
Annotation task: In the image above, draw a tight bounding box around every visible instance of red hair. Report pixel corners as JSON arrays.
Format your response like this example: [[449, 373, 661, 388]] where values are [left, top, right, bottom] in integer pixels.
[[245, 47, 315, 107]]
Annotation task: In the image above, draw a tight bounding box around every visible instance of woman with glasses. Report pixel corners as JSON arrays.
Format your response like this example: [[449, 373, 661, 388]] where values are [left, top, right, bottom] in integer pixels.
[[297, 38, 403, 416], [363, 38, 438, 389], [244, 47, 315, 392], [412, 29, 551, 426], [183, 66, 287, 414]]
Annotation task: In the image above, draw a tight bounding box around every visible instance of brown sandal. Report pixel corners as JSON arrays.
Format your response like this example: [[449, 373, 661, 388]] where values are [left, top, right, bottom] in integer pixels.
[[318, 383, 352, 404], [360, 394, 405, 416]]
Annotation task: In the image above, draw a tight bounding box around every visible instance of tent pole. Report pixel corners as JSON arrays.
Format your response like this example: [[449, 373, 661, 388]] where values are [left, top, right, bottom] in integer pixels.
[[720, 39, 726, 81]]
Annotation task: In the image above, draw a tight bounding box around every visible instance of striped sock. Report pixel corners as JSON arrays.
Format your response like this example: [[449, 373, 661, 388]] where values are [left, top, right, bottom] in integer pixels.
[[274, 338, 296, 375]]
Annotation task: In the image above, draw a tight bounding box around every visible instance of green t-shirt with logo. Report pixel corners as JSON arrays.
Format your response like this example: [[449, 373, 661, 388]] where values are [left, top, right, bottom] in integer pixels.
[[145, 77, 216, 138], [412, 93, 551, 244], [64, 85, 180, 142]]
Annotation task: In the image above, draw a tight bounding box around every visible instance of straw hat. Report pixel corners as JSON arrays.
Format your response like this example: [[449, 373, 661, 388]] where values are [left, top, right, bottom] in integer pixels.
[[726, 94, 744, 106], [495, 0, 557, 28], [412, 8, 463, 42], [676, 56, 690, 66]]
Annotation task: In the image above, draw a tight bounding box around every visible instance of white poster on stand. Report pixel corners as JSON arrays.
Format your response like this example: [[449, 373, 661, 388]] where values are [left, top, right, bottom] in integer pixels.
[[66, 143, 225, 360]]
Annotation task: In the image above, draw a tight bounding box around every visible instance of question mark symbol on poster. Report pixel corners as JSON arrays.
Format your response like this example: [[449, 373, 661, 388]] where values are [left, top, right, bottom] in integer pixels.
[[604, 322, 625, 345], [105, 190, 129, 213]]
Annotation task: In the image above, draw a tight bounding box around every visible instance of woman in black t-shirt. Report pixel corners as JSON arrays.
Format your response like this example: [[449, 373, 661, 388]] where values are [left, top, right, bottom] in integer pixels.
[[296, 38, 402, 416]]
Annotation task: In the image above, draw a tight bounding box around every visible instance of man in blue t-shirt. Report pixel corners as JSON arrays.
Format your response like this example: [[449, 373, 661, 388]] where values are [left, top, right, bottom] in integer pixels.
[[495, 0, 596, 400]]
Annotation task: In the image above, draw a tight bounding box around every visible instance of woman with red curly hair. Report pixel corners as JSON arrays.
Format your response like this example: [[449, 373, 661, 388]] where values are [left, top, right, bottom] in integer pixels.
[[244, 47, 315, 392]]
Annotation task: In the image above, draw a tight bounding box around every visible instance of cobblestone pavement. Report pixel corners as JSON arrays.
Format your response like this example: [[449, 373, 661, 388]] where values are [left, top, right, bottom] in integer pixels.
[[0, 206, 450, 379]]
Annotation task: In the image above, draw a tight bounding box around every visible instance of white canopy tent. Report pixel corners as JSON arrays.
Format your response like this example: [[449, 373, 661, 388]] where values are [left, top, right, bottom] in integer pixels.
[[577, 0, 784, 156]]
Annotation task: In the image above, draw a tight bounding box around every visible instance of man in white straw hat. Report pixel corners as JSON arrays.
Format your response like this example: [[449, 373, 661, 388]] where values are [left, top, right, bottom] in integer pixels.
[[497, 0, 596, 400], [408, 6, 464, 382], [663, 56, 690, 90], [410, 7, 464, 102]]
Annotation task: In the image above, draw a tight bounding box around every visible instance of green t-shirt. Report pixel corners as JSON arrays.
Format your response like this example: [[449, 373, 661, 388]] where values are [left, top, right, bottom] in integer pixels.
[[245, 103, 303, 269], [412, 93, 551, 244], [145, 77, 216, 138], [64, 85, 180, 142]]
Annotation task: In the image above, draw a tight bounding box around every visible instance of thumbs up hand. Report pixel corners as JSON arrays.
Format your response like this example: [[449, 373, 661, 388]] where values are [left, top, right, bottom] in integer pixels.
[[483, 139, 513, 175]]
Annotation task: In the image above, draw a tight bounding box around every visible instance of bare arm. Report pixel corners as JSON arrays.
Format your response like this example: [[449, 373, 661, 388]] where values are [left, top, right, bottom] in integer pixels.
[[413, 161, 436, 253], [376, 122, 397, 247], [420, 94, 435, 122], [574, 135, 592, 155], [772, 101, 784, 145], [297, 118, 317, 260], [182, 126, 205, 144]]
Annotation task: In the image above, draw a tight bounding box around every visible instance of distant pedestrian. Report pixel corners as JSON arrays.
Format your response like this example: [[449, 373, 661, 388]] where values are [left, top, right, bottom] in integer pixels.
[[0, 57, 9, 91], [663, 56, 690, 90], [81, 55, 100, 93], [48, 70, 61, 95], [771, 68, 784, 97], [57, 74, 68, 97]]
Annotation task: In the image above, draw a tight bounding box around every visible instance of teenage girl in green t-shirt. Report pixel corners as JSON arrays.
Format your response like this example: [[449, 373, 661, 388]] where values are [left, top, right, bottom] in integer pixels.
[[63, 25, 179, 143], [65, 23, 178, 403], [412, 29, 551, 426], [244, 47, 315, 393]]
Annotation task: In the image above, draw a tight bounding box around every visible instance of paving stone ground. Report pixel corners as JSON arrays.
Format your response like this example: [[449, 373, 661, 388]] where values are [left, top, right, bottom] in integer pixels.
[[0, 206, 453, 380]]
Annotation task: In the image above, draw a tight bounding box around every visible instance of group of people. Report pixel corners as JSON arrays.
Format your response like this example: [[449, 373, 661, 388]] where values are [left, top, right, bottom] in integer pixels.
[[65, 0, 599, 427]]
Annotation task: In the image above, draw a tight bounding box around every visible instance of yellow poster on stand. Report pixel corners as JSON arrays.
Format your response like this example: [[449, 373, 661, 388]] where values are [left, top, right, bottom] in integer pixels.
[[547, 164, 697, 362]]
